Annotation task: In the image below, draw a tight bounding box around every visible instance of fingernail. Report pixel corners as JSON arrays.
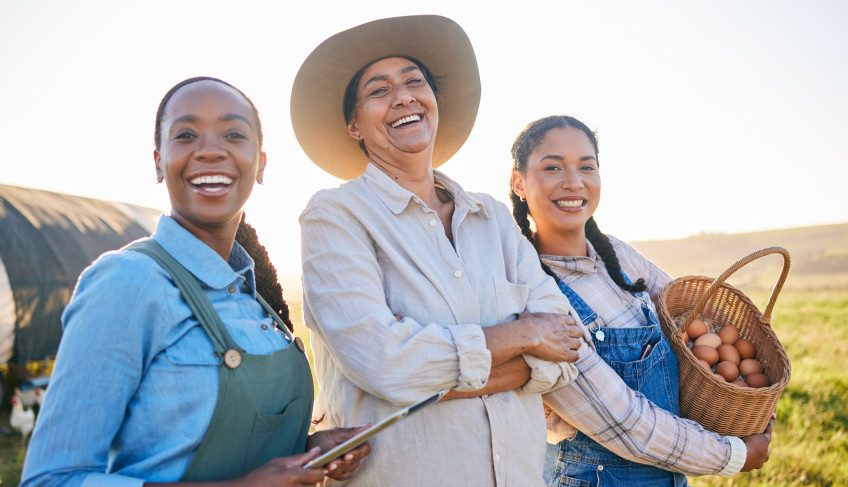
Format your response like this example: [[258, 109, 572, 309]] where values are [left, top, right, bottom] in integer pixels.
[[345, 454, 354, 461], [329, 463, 338, 471]]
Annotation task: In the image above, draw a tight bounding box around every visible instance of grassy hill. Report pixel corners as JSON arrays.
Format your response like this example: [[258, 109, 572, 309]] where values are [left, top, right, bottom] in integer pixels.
[[629, 222, 848, 292]]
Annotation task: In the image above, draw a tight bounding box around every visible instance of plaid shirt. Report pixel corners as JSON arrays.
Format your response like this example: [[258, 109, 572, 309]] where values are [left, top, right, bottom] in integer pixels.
[[540, 237, 747, 477]]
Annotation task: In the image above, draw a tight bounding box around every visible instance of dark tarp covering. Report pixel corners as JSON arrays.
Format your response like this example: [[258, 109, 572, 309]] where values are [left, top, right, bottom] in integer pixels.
[[0, 184, 160, 365]]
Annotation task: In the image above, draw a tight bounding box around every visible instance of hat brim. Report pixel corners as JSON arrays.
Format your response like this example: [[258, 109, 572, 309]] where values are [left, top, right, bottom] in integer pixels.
[[291, 15, 481, 180]]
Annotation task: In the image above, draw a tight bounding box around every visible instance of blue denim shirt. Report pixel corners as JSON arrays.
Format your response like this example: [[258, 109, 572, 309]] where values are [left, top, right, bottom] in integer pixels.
[[22, 215, 291, 487]]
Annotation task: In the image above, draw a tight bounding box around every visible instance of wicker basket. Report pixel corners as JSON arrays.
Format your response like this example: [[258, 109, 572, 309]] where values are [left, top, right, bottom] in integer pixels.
[[656, 247, 792, 436]]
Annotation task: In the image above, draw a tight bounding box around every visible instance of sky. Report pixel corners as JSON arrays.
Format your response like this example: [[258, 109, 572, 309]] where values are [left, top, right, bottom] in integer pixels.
[[1, 0, 846, 274]]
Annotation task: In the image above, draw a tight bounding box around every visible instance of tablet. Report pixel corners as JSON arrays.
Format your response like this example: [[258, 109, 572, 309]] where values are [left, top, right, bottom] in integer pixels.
[[303, 389, 448, 469]]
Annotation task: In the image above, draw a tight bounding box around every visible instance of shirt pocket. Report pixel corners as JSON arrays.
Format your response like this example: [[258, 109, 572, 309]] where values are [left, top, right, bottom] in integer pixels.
[[166, 326, 219, 366], [493, 278, 529, 323]]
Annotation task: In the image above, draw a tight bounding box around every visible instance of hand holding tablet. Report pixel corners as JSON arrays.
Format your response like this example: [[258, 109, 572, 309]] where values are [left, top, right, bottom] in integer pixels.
[[304, 390, 448, 469]]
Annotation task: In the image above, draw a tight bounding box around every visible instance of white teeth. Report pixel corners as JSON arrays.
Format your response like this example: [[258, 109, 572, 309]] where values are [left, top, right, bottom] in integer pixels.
[[554, 200, 584, 208], [391, 114, 421, 128], [190, 175, 233, 186]]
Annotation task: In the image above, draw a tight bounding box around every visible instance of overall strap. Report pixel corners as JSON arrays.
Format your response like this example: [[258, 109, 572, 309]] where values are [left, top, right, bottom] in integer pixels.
[[125, 239, 237, 356], [620, 270, 660, 327], [556, 279, 598, 326]]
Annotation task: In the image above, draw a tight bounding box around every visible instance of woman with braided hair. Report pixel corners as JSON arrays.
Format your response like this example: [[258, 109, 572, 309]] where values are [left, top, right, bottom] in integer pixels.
[[22, 76, 369, 486], [510, 115, 774, 486]]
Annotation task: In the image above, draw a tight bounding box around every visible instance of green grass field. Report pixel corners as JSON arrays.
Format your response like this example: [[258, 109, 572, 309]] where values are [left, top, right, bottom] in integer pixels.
[[2, 289, 846, 486]]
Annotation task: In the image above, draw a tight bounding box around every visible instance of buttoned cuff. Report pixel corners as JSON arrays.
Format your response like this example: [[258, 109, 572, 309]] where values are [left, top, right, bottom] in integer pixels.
[[82, 473, 145, 487], [449, 324, 491, 392], [717, 435, 747, 477], [519, 354, 580, 394]]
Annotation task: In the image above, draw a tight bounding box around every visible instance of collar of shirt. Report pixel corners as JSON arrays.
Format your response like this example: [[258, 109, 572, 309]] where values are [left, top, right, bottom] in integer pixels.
[[360, 162, 489, 219], [540, 239, 599, 277], [151, 215, 257, 296]]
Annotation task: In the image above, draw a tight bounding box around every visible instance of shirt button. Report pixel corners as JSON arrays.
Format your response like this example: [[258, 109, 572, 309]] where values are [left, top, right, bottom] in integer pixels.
[[228, 286, 236, 294], [494, 454, 501, 462], [261, 324, 269, 330], [621, 299, 628, 306], [429, 219, 438, 226], [454, 270, 463, 278]]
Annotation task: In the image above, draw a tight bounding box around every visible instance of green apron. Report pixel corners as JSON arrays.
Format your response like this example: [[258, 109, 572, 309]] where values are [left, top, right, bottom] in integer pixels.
[[128, 239, 313, 482]]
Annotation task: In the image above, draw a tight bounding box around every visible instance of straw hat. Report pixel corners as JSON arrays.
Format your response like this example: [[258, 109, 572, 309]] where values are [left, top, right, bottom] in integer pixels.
[[290, 15, 481, 180]]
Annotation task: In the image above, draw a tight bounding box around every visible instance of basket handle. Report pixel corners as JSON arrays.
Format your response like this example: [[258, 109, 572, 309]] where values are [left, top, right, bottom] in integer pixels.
[[682, 247, 791, 332]]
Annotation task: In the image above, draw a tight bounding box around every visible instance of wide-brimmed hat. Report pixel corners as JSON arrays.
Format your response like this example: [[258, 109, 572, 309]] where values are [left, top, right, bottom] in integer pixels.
[[291, 15, 481, 180]]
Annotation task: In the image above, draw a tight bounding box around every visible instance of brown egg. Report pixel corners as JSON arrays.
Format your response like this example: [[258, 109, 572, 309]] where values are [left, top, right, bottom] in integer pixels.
[[694, 333, 722, 349], [734, 338, 756, 359], [688, 318, 708, 340], [717, 343, 741, 365], [718, 325, 740, 344], [692, 345, 719, 365], [731, 379, 749, 387], [739, 358, 764, 376], [697, 359, 711, 371], [715, 361, 739, 382], [746, 373, 771, 388]]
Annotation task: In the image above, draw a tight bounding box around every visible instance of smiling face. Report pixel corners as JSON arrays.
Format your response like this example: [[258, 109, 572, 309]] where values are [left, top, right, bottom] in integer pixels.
[[154, 80, 265, 240], [346, 57, 439, 166], [511, 126, 600, 253]]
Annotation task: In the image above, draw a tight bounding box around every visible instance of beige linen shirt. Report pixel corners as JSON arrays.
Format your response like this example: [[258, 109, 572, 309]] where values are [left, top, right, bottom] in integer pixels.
[[300, 165, 578, 487]]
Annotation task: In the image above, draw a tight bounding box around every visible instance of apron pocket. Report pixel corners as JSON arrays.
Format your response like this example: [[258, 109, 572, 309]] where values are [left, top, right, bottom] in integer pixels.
[[243, 397, 311, 473]]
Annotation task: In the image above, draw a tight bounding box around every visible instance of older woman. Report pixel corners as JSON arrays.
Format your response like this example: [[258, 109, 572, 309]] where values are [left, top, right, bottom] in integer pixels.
[[291, 15, 585, 486]]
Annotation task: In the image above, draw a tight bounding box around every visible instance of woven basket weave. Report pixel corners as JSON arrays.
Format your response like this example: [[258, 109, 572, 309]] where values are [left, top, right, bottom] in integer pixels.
[[656, 247, 792, 436]]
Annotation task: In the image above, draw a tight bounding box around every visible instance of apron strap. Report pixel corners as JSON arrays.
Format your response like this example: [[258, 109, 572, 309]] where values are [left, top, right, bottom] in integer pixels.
[[125, 239, 239, 356], [255, 294, 295, 343]]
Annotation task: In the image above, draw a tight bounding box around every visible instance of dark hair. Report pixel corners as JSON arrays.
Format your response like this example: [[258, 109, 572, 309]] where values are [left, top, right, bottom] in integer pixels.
[[236, 215, 294, 331], [509, 115, 646, 294], [154, 76, 264, 152], [342, 57, 440, 157], [153, 78, 289, 327]]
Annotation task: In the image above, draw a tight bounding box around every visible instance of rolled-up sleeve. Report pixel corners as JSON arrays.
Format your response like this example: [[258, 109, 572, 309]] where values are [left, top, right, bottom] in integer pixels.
[[544, 348, 744, 477], [301, 200, 491, 404], [499, 202, 589, 394]]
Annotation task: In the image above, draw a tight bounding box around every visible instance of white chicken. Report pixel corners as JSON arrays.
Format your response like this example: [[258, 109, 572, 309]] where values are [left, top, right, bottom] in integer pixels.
[[15, 386, 38, 409], [34, 386, 46, 408], [10, 394, 36, 441]]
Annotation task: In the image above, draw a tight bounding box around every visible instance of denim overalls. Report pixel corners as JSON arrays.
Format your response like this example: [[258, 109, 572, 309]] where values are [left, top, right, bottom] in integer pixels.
[[544, 273, 687, 487]]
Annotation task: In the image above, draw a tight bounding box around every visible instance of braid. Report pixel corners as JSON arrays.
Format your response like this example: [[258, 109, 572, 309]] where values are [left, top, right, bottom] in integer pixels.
[[585, 217, 647, 294], [236, 215, 294, 331], [510, 187, 561, 283], [510, 190, 534, 241]]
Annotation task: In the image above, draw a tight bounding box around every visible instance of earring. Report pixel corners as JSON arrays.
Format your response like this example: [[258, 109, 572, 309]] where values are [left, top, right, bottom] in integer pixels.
[[157, 175, 164, 184], [519, 196, 526, 202]]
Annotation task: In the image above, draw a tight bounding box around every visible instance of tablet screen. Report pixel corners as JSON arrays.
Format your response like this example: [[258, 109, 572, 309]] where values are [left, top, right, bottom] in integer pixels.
[[303, 390, 447, 469]]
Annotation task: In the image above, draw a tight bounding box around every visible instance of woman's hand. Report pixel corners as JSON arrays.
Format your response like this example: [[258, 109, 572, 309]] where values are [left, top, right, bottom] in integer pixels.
[[518, 311, 584, 363], [307, 425, 372, 481], [227, 447, 326, 487], [740, 415, 775, 471]]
